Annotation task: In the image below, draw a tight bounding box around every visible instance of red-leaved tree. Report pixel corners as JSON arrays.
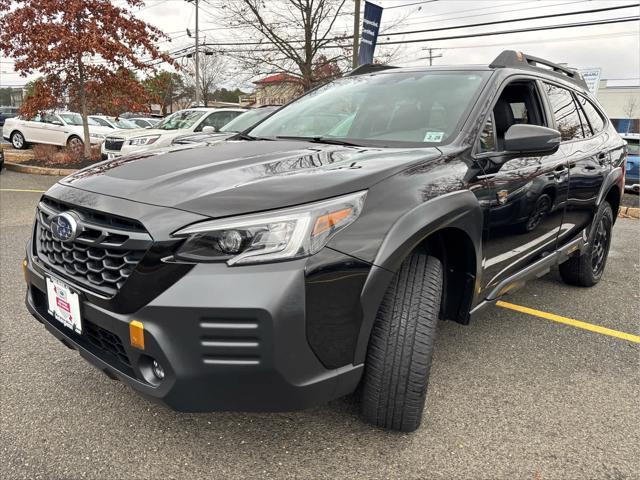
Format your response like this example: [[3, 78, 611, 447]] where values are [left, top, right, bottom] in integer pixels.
[[0, 0, 175, 157]]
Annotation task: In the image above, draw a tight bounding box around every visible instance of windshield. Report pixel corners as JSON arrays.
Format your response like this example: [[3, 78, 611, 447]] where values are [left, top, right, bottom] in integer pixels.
[[108, 117, 138, 129], [155, 110, 206, 130], [221, 108, 275, 132], [249, 71, 490, 146]]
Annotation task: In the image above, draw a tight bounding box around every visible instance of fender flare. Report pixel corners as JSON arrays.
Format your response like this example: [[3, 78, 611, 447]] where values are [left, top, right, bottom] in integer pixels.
[[354, 190, 483, 364], [596, 166, 622, 208]]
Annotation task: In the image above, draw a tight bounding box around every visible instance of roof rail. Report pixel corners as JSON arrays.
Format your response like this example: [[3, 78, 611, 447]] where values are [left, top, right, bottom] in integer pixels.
[[490, 50, 588, 90], [347, 63, 399, 76]]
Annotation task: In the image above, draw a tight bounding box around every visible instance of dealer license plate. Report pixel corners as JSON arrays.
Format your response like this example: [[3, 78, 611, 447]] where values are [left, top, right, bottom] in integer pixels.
[[46, 276, 82, 334]]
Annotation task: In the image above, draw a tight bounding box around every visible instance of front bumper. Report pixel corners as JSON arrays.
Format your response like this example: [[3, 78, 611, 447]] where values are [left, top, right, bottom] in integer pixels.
[[101, 142, 156, 160], [25, 255, 363, 412]]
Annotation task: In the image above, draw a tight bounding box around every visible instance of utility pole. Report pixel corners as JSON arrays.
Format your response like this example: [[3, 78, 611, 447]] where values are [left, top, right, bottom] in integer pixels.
[[186, 0, 200, 106], [352, 0, 360, 68], [194, 0, 200, 106], [420, 47, 443, 66]]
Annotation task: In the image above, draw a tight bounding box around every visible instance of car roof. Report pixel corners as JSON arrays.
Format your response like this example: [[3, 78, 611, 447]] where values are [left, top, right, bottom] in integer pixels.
[[185, 107, 246, 112], [352, 50, 589, 93]]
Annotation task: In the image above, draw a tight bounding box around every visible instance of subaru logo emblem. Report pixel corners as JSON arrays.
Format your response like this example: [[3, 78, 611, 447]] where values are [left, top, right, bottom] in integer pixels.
[[51, 212, 80, 243]]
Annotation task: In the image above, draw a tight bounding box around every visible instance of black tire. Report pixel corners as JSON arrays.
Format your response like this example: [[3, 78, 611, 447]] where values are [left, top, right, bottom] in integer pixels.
[[10, 131, 26, 149], [559, 201, 613, 287], [361, 252, 443, 432], [66, 135, 83, 155]]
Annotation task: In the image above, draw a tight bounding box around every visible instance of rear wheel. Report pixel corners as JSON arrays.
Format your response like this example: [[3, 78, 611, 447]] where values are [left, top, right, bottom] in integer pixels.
[[11, 131, 25, 149], [559, 201, 613, 287], [361, 252, 443, 432]]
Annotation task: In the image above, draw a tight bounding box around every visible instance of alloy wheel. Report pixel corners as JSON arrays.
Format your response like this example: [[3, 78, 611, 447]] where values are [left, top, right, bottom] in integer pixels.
[[591, 215, 611, 275], [12, 132, 24, 149]]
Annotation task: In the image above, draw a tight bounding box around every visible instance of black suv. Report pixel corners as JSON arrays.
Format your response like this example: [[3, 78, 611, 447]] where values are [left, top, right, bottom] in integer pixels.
[[24, 51, 625, 432]]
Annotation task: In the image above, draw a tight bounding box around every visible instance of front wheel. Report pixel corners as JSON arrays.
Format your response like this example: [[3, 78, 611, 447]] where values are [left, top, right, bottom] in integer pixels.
[[559, 201, 613, 287], [66, 136, 84, 155], [360, 252, 443, 432], [11, 131, 26, 149]]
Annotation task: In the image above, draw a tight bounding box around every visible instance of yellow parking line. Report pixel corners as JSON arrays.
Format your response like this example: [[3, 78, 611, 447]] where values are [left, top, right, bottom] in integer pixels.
[[0, 188, 46, 193], [497, 300, 640, 343]]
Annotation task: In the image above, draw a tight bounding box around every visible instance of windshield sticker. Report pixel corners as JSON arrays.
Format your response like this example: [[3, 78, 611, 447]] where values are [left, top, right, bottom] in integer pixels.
[[424, 131, 444, 142]]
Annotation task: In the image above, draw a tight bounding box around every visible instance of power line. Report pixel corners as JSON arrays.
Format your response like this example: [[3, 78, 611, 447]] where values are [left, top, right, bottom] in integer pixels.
[[377, 16, 640, 45], [153, 8, 640, 50], [385, 0, 439, 9], [382, 3, 639, 37]]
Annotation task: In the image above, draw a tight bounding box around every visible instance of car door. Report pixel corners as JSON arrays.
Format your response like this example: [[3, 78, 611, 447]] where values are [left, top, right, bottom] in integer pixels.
[[472, 78, 568, 299], [20, 114, 46, 143], [40, 113, 68, 146], [552, 89, 612, 246]]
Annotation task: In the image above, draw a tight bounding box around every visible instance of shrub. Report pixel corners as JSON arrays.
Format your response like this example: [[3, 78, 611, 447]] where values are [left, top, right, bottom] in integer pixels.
[[31, 142, 102, 167]]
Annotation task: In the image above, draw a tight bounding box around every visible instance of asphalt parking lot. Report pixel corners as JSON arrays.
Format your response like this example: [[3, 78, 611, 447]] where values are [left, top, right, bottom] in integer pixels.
[[1, 170, 638, 479]]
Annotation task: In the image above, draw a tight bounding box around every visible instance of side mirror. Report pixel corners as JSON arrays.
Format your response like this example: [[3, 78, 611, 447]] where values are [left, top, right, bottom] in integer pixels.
[[202, 126, 218, 134], [51, 120, 63, 126], [504, 124, 561, 156]]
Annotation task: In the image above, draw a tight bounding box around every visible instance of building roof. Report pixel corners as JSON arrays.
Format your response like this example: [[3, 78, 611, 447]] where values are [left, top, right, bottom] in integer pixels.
[[254, 73, 302, 85]]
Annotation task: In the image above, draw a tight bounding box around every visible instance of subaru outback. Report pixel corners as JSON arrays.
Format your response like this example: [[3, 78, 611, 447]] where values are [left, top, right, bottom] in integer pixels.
[[24, 51, 626, 432]]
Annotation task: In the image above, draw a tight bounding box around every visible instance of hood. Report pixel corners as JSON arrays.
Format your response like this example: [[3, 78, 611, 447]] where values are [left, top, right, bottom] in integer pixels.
[[60, 140, 442, 218], [106, 127, 162, 138]]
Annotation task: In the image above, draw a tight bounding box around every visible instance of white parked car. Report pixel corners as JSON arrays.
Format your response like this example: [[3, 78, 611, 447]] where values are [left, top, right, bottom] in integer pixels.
[[101, 107, 245, 159], [129, 117, 161, 128], [2, 112, 112, 150], [89, 115, 140, 130]]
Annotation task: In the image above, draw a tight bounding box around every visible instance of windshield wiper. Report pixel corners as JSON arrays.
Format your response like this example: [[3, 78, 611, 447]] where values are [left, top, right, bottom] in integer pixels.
[[232, 132, 274, 141], [275, 136, 363, 147]]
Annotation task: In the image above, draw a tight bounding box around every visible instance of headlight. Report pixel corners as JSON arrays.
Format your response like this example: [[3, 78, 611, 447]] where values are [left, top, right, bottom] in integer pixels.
[[129, 135, 160, 146], [172, 191, 367, 265], [90, 133, 105, 139]]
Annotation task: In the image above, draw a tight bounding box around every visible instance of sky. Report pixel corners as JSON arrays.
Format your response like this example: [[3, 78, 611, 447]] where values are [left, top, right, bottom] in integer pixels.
[[1, 0, 639, 89]]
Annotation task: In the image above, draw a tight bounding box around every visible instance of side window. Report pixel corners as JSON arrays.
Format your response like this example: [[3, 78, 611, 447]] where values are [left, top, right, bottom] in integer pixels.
[[543, 83, 584, 142], [575, 97, 593, 137], [576, 94, 605, 134], [478, 114, 496, 153], [197, 112, 238, 131], [479, 80, 545, 153], [43, 114, 59, 124]]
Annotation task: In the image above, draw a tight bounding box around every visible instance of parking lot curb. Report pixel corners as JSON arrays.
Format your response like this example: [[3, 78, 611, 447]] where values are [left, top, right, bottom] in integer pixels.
[[4, 161, 77, 176], [618, 206, 640, 219]]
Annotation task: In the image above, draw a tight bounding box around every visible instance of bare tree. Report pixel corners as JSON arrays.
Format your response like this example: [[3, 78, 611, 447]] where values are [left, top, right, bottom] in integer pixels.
[[217, 0, 351, 91], [623, 95, 639, 120], [183, 52, 228, 106]]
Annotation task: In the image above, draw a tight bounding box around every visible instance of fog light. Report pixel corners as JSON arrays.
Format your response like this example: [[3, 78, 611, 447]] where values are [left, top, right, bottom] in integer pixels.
[[151, 360, 165, 380]]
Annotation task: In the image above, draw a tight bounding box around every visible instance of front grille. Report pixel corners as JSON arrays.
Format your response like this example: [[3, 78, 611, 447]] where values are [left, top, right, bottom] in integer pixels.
[[85, 321, 131, 367], [35, 198, 153, 296], [104, 137, 125, 151]]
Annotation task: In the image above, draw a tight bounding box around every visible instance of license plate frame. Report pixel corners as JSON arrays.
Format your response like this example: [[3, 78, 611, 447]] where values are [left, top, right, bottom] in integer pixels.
[[46, 276, 82, 334]]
